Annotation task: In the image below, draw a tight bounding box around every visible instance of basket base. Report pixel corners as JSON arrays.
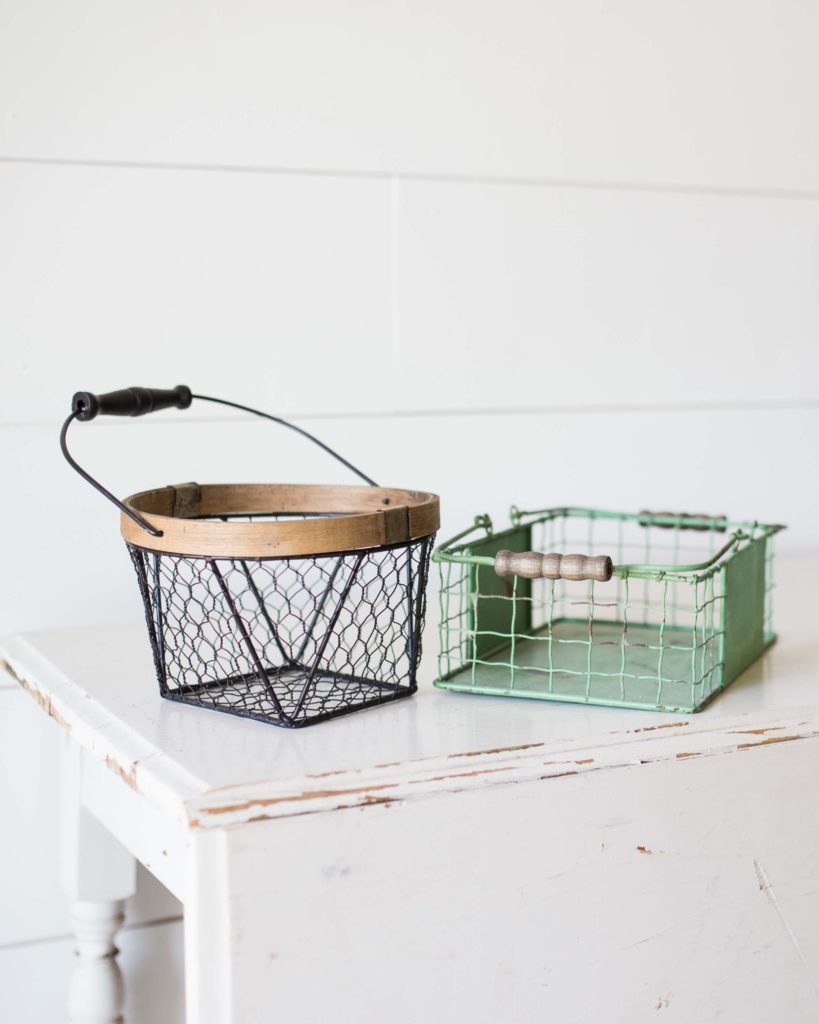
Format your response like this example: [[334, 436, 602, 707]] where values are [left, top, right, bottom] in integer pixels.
[[435, 618, 774, 714], [162, 665, 415, 728]]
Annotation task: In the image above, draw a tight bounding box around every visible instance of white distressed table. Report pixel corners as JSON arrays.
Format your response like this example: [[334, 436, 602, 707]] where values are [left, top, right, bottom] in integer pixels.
[[3, 552, 819, 1023]]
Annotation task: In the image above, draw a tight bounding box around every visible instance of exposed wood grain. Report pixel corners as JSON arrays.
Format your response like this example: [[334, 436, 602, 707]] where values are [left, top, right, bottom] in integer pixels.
[[638, 510, 728, 532], [494, 549, 613, 582], [120, 483, 439, 557], [215, 739, 819, 1024], [186, 719, 819, 828]]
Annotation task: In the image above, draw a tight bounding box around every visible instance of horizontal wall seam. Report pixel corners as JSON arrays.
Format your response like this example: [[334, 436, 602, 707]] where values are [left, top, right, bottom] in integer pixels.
[[0, 914, 184, 953], [2, 154, 819, 204], [1, 398, 817, 431]]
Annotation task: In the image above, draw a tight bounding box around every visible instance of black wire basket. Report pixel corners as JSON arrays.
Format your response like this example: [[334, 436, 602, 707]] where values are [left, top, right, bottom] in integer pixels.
[[61, 387, 439, 728]]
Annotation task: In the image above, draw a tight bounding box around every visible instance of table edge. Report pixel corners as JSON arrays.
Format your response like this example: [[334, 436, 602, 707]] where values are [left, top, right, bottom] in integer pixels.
[[4, 630, 819, 831]]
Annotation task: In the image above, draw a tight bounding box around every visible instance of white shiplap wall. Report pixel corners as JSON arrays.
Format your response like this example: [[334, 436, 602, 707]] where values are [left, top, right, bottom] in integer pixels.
[[1, 1, 817, 1019]]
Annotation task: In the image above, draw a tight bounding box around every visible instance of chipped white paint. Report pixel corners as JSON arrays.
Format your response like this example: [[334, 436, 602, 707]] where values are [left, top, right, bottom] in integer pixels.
[[215, 739, 819, 1023], [2, 552, 819, 1021], [186, 713, 819, 828], [3, 624, 819, 831], [0, 638, 204, 828]]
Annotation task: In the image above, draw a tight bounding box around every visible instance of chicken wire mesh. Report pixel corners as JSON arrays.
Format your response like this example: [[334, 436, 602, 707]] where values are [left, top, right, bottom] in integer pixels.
[[61, 387, 439, 729], [129, 520, 433, 728], [434, 508, 782, 713]]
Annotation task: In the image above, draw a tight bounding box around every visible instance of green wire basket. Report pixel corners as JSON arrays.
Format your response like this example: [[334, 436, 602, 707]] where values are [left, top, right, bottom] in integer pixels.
[[433, 508, 784, 713]]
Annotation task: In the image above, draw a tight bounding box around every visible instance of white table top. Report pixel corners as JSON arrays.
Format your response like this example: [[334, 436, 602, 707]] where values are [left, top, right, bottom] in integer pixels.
[[3, 553, 817, 829]]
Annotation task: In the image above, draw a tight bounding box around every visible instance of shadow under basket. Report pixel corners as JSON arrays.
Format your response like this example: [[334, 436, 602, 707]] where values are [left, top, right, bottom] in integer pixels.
[[125, 485, 437, 728], [434, 507, 784, 714]]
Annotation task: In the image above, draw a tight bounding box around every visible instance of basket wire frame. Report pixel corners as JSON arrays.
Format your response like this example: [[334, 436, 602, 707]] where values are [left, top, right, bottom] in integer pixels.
[[435, 509, 780, 713], [129, 515, 433, 728], [59, 388, 438, 728]]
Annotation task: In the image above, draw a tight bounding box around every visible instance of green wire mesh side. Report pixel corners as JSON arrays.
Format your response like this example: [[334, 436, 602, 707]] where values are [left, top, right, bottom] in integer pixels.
[[435, 509, 780, 713]]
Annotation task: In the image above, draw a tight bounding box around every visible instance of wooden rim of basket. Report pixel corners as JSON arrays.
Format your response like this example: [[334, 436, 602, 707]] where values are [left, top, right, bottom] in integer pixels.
[[120, 483, 440, 558]]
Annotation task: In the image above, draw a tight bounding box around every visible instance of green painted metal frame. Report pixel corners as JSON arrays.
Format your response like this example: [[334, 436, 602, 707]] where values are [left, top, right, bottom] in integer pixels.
[[433, 508, 784, 713]]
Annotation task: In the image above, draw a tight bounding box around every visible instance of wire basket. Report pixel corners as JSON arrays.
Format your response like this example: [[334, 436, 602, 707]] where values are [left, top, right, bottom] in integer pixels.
[[61, 386, 438, 728], [434, 507, 784, 713]]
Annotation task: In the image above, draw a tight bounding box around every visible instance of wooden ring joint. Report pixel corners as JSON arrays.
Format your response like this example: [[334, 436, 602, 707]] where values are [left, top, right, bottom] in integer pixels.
[[120, 483, 440, 558]]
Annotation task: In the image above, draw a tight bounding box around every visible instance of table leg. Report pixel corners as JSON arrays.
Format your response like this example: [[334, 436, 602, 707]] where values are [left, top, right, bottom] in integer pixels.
[[184, 829, 232, 1024], [67, 900, 127, 1023], [62, 743, 137, 1024]]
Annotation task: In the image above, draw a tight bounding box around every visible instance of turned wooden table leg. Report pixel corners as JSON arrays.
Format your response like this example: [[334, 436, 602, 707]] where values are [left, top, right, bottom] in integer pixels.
[[68, 900, 127, 1023], [62, 743, 137, 1024]]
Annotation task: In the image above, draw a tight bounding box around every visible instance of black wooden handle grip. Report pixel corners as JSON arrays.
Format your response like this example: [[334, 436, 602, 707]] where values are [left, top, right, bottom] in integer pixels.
[[72, 386, 192, 421]]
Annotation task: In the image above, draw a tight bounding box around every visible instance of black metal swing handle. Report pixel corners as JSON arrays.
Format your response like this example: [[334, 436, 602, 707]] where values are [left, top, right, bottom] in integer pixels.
[[61, 386, 378, 539], [72, 385, 193, 421]]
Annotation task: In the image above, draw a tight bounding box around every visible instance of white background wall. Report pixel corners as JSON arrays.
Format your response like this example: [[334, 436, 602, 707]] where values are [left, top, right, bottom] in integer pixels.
[[1, 1, 817, 1020]]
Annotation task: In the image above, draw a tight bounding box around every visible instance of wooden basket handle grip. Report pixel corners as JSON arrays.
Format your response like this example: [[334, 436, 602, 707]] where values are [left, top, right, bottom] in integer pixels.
[[638, 510, 727, 532], [495, 550, 613, 582]]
